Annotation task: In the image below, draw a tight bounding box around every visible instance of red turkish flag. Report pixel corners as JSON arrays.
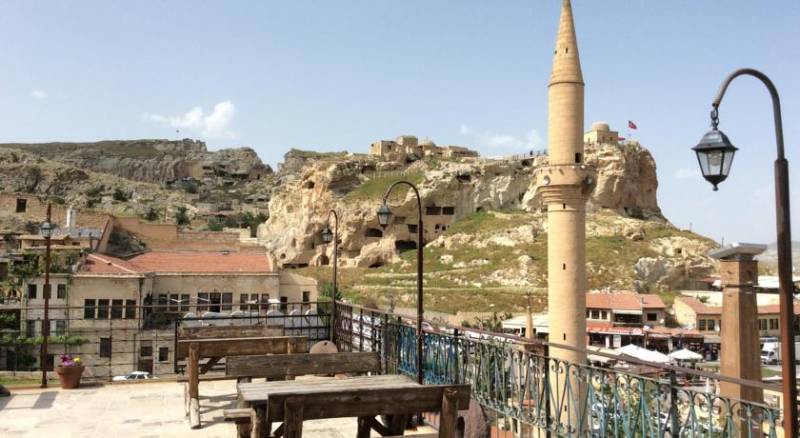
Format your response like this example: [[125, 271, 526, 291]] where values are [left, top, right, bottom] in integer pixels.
[[628, 120, 638, 130]]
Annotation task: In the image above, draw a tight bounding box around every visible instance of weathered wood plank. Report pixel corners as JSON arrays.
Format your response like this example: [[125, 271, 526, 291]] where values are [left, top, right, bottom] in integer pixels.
[[438, 387, 458, 438], [179, 325, 283, 340], [283, 396, 304, 438], [226, 352, 380, 379], [187, 342, 200, 399], [176, 336, 308, 359], [238, 375, 419, 401], [251, 406, 267, 438], [263, 385, 471, 420], [199, 356, 221, 374]]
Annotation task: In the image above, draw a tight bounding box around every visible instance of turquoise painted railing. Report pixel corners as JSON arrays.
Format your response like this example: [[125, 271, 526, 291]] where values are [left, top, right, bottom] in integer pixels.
[[334, 304, 781, 437]]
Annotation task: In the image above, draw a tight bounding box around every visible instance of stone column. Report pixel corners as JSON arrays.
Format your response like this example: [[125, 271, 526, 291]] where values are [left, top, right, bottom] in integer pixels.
[[710, 243, 765, 435], [536, 1, 595, 435]]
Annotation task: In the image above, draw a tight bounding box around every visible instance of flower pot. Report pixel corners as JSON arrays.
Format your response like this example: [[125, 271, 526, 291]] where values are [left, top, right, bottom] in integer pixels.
[[56, 365, 85, 389]]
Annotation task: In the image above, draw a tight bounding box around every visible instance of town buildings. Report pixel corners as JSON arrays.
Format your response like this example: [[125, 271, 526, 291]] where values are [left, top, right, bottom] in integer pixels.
[[0, 195, 319, 378], [368, 135, 479, 162]]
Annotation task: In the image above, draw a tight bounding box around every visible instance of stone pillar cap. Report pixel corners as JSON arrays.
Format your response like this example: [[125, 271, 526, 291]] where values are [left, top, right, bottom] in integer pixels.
[[709, 242, 767, 260]]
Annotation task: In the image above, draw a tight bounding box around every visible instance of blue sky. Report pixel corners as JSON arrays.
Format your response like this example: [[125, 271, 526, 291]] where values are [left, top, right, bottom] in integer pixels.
[[1, 1, 799, 245]]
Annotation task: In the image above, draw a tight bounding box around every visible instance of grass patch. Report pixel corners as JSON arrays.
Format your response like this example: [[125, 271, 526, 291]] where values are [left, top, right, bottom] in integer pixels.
[[0, 375, 58, 388], [343, 171, 425, 202]]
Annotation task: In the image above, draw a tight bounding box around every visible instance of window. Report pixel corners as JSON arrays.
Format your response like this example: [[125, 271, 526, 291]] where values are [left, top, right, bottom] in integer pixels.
[[601, 310, 608, 320], [140, 341, 152, 358], [647, 313, 658, 322], [57, 284, 66, 299], [222, 293, 233, 312], [84, 299, 96, 319], [180, 294, 190, 312], [168, 294, 179, 312], [15, 198, 27, 213], [197, 293, 209, 312], [280, 296, 288, 313], [97, 299, 109, 319], [209, 292, 222, 313], [770, 318, 779, 330], [698, 319, 707, 331], [590, 310, 600, 319], [759, 319, 768, 331], [26, 320, 36, 336], [302, 291, 310, 303], [240, 293, 250, 311], [158, 347, 169, 362], [55, 320, 66, 335], [99, 338, 112, 358], [407, 224, 418, 233], [125, 300, 136, 319], [260, 294, 270, 312], [442, 207, 455, 215], [27, 284, 37, 300], [157, 294, 167, 312], [707, 319, 716, 332], [111, 299, 123, 319]]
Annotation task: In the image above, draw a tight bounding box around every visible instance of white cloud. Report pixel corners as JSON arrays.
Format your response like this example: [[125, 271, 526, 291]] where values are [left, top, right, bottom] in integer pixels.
[[674, 167, 700, 180], [30, 89, 48, 100], [459, 123, 473, 135], [145, 101, 238, 140], [482, 129, 543, 152]]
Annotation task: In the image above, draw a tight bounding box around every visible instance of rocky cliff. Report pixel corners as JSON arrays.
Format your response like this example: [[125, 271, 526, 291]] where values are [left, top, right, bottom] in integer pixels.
[[260, 141, 714, 304], [0, 139, 272, 184]]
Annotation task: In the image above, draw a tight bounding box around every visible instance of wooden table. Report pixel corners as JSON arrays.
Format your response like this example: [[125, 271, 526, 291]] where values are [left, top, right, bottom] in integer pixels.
[[180, 335, 307, 428], [238, 375, 470, 438]]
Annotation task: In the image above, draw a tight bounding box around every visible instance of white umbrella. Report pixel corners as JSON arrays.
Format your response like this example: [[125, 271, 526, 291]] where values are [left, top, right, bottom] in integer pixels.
[[668, 348, 703, 361], [615, 344, 671, 364]]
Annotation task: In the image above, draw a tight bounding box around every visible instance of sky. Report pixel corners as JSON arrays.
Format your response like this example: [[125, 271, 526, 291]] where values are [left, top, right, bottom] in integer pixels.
[[1, 1, 799, 245]]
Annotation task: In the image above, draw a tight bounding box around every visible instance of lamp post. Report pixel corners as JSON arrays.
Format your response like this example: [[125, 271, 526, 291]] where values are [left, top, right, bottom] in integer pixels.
[[320, 210, 339, 344], [692, 68, 796, 436], [377, 181, 424, 387], [39, 203, 54, 388]]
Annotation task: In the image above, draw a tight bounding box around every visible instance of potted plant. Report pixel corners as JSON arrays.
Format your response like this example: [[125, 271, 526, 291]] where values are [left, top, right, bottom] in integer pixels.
[[55, 354, 84, 389]]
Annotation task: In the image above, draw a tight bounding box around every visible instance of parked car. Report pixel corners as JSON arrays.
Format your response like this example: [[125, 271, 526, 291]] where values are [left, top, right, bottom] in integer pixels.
[[113, 371, 157, 382]]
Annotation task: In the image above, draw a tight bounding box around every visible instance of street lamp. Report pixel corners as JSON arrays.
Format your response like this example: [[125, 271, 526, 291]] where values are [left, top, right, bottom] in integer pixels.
[[377, 181, 424, 388], [39, 203, 54, 388], [320, 209, 339, 344], [693, 68, 796, 436]]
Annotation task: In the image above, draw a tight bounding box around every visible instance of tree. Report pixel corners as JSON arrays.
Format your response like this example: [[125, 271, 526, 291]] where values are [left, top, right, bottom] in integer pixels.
[[175, 206, 190, 226], [112, 188, 129, 202], [143, 207, 159, 222]]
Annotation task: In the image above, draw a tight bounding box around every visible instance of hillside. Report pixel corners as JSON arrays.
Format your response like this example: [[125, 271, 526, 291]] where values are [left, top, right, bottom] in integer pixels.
[[259, 141, 717, 313], [0, 137, 719, 314]]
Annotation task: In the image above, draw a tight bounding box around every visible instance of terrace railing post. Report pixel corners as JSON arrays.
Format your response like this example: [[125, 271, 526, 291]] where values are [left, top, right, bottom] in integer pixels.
[[453, 328, 460, 384], [669, 370, 680, 436], [382, 313, 389, 373], [359, 308, 364, 352]]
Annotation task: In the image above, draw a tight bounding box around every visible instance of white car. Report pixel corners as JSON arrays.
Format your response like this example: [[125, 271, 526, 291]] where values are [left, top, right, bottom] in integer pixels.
[[113, 371, 158, 382]]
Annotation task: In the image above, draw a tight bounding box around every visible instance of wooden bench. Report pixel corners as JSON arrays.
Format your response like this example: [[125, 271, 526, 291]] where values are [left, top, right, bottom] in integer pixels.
[[238, 375, 470, 438], [180, 335, 308, 429], [225, 351, 381, 380], [225, 352, 381, 438]]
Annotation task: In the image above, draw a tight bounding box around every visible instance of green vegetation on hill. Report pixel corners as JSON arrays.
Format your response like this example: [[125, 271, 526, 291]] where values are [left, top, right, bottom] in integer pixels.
[[343, 170, 425, 202]]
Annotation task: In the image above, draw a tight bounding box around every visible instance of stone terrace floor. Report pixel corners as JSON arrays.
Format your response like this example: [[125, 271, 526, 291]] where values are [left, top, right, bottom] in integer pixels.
[[0, 379, 438, 437]]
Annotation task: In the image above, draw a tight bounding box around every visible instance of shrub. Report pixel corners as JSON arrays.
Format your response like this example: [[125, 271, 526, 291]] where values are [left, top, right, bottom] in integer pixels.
[[112, 188, 129, 202], [175, 206, 190, 226]]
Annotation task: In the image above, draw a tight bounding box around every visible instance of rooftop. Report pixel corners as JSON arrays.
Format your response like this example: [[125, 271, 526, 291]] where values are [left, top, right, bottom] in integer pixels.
[[79, 251, 273, 276], [676, 296, 800, 315], [586, 292, 665, 311]]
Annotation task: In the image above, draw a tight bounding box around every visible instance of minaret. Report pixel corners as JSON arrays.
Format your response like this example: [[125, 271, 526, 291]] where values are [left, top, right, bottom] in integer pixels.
[[538, 0, 593, 366]]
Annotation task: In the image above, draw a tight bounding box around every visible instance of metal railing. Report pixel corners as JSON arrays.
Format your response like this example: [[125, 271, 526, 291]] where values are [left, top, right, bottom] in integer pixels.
[[0, 301, 331, 381], [334, 302, 782, 437]]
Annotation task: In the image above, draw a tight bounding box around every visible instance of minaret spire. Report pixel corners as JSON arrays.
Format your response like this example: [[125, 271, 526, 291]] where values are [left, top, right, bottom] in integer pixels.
[[550, 0, 583, 86], [536, 1, 594, 429]]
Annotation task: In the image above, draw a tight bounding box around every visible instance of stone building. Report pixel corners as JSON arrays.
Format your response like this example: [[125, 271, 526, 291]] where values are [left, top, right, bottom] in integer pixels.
[[585, 291, 666, 327], [369, 135, 478, 162], [583, 121, 619, 146], [673, 296, 800, 338], [14, 250, 318, 377]]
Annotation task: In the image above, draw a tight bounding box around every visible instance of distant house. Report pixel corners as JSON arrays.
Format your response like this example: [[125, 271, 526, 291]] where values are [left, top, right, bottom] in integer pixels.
[[585, 292, 666, 327], [673, 296, 800, 337]]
